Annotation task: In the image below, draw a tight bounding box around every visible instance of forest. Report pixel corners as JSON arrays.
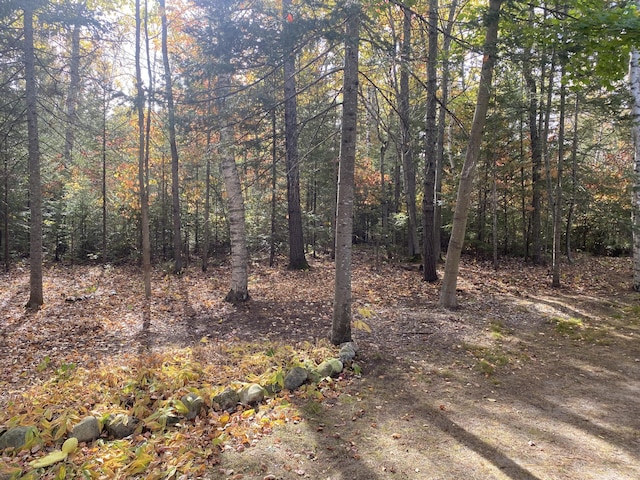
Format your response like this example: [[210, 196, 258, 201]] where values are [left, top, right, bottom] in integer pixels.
[[1, 0, 640, 479], [0, 0, 637, 288]]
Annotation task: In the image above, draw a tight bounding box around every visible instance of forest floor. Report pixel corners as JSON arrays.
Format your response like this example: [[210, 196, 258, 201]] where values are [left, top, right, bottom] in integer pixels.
[[1, 250, 639, 479]]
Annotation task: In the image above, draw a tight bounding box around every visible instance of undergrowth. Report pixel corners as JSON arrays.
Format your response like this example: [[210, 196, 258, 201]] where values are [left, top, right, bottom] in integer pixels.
[[0, 340, 342, 479]]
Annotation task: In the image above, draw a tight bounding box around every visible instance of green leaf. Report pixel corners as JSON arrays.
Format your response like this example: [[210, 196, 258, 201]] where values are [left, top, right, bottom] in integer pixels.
[[172, 399, 190, 415], [29, 450, 68, 468]]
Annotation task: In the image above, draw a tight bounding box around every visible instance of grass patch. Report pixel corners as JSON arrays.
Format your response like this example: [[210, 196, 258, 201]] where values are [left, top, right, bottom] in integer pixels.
[[620, 306, 640, 326], [549, 316, 583, 335], [463, 343, 510, 376], [548, 317, 611, 345], [489, 320, 511, 340], [303, 400, 323, 416]]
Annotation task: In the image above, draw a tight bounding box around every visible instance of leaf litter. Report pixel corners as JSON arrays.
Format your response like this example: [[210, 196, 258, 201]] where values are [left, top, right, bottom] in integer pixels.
[[1, 252, 639, 479]]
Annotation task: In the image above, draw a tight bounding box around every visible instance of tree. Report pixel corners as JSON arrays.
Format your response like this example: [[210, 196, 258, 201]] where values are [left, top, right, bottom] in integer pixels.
[[135, 0, 151, 298], [398, 7, 419, 259], [439, 0, 503, 309], [159, 0, 182, 273], [551, 56, 567, 288], [422, 0, 438, 282], [632, 26, 640, 290], [522, 4, 543, 264], [218, 74, 250, 303], [332, 0, 360, 345], [283, 0, 309, 270], [434, 0, 459, 261], [24, 1, 43, 310]]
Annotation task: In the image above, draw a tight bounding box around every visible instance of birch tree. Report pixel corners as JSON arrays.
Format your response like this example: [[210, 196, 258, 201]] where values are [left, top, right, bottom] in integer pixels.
[[218, 74, 250, 303], [332, 0, 360, 344]]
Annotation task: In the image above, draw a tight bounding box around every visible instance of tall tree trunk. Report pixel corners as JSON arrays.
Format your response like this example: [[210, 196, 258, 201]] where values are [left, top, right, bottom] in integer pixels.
[[24, 2, 43, 309], [435, 0, 458, 260], [269, 104, 278, 267], [551, 61, 567, 288], [422, 0, 438, 282], [159, 0, 183, 273], [3, 150, 9, 272], [439, 0, 503, 309], [332, 0, 360, 345], [283, 0, 308, 270], [398, 8, 419, 259], [491, 150, 498, 269], [64, 17, 81, 168], [202, 138, 212, 271], [136, 0, 151, 298], [102, 86, 108, 263], [218, 74, 250, 303], [524, 6, 543, 265], [566, 94, 579, 264], [631, 41, 640, 290]]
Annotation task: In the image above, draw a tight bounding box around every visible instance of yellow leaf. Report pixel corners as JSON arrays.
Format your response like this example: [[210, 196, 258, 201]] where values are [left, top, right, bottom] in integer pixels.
[[218, 413, 230, 426], [29, 450, 67, 468], [62, 437, 78, 454], [353, 319, 372, 333], [173, 400, 190, 415], [241, 408, 255, 418], [54, 464, 66, 480]]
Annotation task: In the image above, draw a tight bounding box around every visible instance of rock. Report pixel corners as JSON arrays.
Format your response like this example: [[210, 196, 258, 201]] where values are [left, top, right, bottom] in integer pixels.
[[284, 366, 308, 391], [165, 415, 181, 427], [105, 414, 139, 439], [317, 359, 343, 378], [328, 358, 344, 375], [316, 360, 334, 378], [212, 388, 240, 412], [0, 426, 37, 450], [71, 416, 100, 443], [307, 369, 321, 384], [181, 393, 204, 420], [239, 384, 265, 405], [339, 342, 357, 363]]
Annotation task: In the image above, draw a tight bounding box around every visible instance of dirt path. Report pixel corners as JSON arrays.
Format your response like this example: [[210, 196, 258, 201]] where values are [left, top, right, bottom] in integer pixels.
[[1, 253, 639, 479], [219, 255, 640, 479]]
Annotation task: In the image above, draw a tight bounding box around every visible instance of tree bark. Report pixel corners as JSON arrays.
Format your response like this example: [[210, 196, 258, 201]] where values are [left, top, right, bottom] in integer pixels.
[[283, 0, 308, 270], [202, 78, 213, 272], [632, 42, 640, 290], [566, 94, 579, 264], [332, 0, 360, 345], [218, 74, 250, 303], [24, 2, 43, 309], [269, 104, 278, 267], [398, 8, 419, 259], [159, 0, 183, 273], [422, 0, 438, 282], [439, 0, 503, 309], [3, 151, 9, 272], [135, 0, 151, 299], [435, 0, 458, 261], [551, 61, 566, 288], [63, 18, 81, 170], [523, 5, 543, 265]]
